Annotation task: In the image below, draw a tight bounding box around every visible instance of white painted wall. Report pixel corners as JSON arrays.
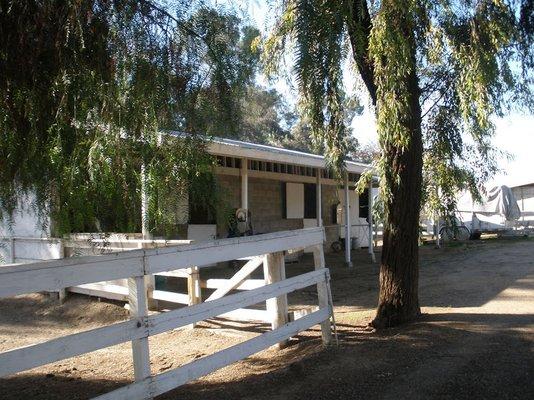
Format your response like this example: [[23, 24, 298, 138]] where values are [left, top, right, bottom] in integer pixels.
[[0, 238, 63, 264], [336, 189, 369, 246], [0, 193, 52, 264], [286, 183, 304, 219], [187, 224, 217, 242], [0, 193, 49, 237]]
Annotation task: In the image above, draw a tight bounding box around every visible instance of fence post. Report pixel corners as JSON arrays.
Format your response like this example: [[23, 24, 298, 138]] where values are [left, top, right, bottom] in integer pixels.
[[138, 241, 158, 310], [312, 245, 333, 345], [128, 274, 152, 398], [187, 266, 201, 328], [187, 266, 201, 305], [58, 239, 67, 304], [263, 251, 289, 349]]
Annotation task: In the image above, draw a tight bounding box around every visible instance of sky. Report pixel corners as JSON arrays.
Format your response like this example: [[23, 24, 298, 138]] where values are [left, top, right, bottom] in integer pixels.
[[352, 109, 534, 188], [232, 0, 534, 188]]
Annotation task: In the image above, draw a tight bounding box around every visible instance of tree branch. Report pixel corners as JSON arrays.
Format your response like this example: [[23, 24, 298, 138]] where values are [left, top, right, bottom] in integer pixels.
[[421, 88, 448, 120], [137, 0, 219, 62], [345, 0, 377, 105]]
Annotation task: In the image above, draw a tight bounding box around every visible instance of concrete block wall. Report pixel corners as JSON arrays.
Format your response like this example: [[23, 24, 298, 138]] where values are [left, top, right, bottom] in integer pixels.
[[249, 177, 303, 234], [215, 173, 343, 251], [217, 174, 241, 210]]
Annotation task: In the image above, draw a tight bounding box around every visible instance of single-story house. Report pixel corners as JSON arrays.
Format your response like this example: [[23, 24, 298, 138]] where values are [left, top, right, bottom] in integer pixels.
[[1, 136, 376, 266]]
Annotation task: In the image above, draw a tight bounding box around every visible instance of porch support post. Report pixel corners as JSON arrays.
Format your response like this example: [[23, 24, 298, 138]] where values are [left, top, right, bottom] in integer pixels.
[[435, 186, 441, 249], [344, 173, 352, 267], [141, 163, 151, 240], [316, 169, 322, 227], [140, 163, 157, 310], [435, 212, 441, 248], [241, 157, 248, 211], [368, 179, 376, 263], [521, 187, 525, 223], [9, 237, 14, 264]]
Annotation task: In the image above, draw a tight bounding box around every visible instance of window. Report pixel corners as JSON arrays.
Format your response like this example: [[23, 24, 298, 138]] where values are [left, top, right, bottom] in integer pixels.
[[285, 182, 304, 218], [359, 188, 369, 220], [284, 182, 317, 219], [304, 183, 317, 219]]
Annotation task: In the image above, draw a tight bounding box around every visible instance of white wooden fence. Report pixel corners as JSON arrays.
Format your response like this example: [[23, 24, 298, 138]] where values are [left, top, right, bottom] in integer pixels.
[[64, 236, 193, 308], [0, 227, 334, 399], [0, 235, 195, 305], [1, 235, 294, 322]]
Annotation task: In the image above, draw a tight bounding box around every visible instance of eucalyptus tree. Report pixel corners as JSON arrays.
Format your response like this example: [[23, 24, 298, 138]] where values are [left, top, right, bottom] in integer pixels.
[[265, 0, 533, 327], [0, 1, 260, 235]]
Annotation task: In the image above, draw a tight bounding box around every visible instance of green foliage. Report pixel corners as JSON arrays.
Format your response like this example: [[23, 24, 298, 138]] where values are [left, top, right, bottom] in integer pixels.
[[0, 1, 261, 236], [418, 0, 533, 217], [262, 93, 363, 156], [349, 142, 380, 164], [369, 0, 418, 150], [267, 0, 533, 217], [174, 9, 263, 136], [238, 87, 294, 144], [263, 0, 352, 174]]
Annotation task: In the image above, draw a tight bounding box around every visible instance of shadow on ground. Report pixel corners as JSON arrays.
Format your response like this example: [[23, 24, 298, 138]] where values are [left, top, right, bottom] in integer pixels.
[[296, 239, 534, 310], [1, 239, 533, 399], [2, 312, 532, 400]]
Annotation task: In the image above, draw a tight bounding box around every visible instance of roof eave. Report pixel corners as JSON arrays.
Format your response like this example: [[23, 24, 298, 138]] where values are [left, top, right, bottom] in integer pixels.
[[207, 138, 373, 175], [164, 130, 374, 175]]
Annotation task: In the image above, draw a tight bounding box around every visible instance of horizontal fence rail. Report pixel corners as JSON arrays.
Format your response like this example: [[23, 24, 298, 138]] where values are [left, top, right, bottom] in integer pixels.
[[94, 308, 330, 400], [0, 228, 324, 298], [144, 228, 325, 274], [0, 227, 333, 400], [0, 270, 328, 375]]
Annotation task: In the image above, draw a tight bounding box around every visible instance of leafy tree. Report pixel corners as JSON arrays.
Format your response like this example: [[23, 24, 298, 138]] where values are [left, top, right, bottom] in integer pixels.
[[236, 86, 294, 144], [349, 142, 380, 164], [266, 0, 533, 327], [264, 93, 364, 155], [0, 1, 261, 236], [175, 12, 263, 137]]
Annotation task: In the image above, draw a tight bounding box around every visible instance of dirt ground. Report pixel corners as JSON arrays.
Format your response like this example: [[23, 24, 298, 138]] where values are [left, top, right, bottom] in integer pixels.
[[1, 238, 533, 400]]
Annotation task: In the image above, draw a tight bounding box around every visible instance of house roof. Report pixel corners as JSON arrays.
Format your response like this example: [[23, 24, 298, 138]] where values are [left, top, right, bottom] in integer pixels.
[[165, 131, 373, 175], [510, 181, 534, 189], [207, 137, 372, 175]]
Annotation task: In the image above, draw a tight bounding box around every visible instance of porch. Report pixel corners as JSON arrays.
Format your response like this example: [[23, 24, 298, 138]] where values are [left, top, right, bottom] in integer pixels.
[[183, 136, 378, 267]]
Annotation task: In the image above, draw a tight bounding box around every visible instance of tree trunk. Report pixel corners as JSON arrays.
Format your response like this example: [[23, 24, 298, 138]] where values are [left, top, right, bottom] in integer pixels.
[[371, 37, 423, 330], [346, 0, 424, 328], [372, 113, 423, 328]]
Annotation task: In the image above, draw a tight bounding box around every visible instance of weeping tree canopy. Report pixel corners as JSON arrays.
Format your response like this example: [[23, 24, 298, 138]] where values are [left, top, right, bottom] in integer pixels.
[[266, 0, 532, 327], [265, 0, 533, 211], [0, 0, 262, 235]]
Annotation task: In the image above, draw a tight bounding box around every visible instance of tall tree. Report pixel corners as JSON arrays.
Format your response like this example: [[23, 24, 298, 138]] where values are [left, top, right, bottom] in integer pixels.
[[266, 0, 533, 327], [0, 1, 260, 235], [261, 92, 363, 155]]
